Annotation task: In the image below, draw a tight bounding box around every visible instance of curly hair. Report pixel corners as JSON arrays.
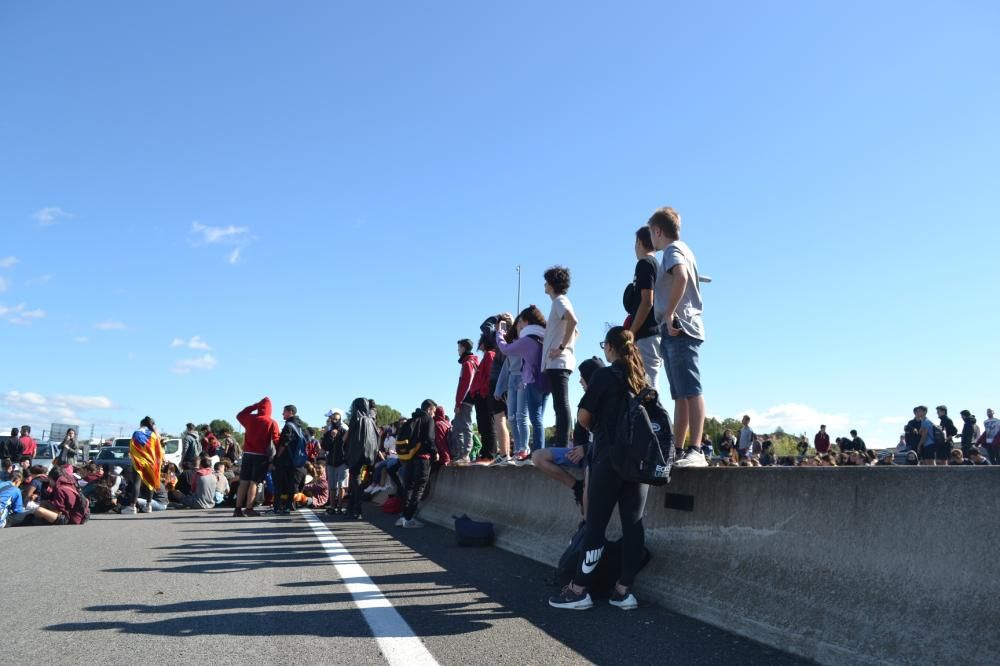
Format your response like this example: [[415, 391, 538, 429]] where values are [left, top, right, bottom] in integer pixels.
[[543, 266, 571, 295]]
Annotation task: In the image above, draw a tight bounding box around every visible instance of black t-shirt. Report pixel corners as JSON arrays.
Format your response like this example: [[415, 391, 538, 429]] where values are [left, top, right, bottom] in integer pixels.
[[629, 256, 659, 340], [577, 362, 629, 456]]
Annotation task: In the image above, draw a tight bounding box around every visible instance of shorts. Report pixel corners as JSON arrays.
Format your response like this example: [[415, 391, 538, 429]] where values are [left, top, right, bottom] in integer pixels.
[[935, 443, 952, 461], [919, 445, 937, 461], [660, 331, 703, 400], [547, 447, 586, 468], [327, 463, 348, 489], [489, 395, 507, 416], [239, 453, 269, 483]]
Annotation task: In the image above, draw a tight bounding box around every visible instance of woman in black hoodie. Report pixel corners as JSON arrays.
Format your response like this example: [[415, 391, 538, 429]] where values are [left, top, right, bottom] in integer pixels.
[[345, 397, 379, 520]]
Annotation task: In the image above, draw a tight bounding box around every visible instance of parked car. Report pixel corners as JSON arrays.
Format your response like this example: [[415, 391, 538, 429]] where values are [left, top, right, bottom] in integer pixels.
[[99, 437, 183, 470], [161, 438, 183, 468], [95, 446, 132, 470], [32, 441, 61, 472]]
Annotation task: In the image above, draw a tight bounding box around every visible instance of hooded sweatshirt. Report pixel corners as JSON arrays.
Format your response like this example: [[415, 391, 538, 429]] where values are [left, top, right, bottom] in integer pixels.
[[495, 324, 546, 388], [347, 398, 379, 467], [469, 350, 495, 400], [276, 415, 308, 468], [237, 398, 281, 456], [455, 353, 479, 407], [49, 470, 88, 524], [434, 406, 452, 463]]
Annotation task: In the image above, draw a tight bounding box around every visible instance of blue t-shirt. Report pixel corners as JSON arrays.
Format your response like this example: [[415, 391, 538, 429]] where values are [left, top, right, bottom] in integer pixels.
[[920, 419, 936, 446], [0, 481, 24, 528]]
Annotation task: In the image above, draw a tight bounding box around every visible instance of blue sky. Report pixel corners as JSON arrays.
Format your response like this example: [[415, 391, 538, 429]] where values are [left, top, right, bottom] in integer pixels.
[[2, 1, 998, 446]]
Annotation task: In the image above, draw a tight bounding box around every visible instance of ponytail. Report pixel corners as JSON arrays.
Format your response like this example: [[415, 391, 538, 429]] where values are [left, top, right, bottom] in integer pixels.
[[604, 327, 648, 395]]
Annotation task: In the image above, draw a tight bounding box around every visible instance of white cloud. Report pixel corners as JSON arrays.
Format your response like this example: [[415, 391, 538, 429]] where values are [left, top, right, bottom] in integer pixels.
[[738, 402, 851, 435], [33, 207, 71, 226], [227, 248, 241, 265], [94, 320, 126, 330], [0, 303, 46, 325], [53, 394, 114, 410], [191, 221, 248, 244], [880, 416, 904, 425], [26, 274, 54, 286], [171, 353, 218, 375], [1, 390, 116, 429], [0, 256, 16, 268], [170, 335, 211, 351], [0, 277, 7, 292], [72, 336, 90, 344]]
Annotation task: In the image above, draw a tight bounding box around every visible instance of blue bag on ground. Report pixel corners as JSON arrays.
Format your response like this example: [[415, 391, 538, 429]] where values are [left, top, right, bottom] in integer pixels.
[[454, 514, 494, 547]]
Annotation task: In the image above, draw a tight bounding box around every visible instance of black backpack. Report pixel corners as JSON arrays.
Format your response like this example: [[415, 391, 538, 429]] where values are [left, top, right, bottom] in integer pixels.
[[395, 418, 422, 462], [609, 366, 674, 485], [554, 521, 651, 599]]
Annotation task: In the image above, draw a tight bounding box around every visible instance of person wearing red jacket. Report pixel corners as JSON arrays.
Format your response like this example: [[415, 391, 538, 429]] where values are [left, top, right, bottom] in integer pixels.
[[470, 335, 497, 462], [814, 425, 831, 455], [234, 397, 280, 517], [452, 340, 479, 463], [434, 405, 453, 466]]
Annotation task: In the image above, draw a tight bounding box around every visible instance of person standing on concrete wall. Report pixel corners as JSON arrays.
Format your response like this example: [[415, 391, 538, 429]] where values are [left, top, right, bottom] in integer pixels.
[[541, 266, 578, 447], [914, 405, 937, 466], [648, 207, 707, 468], [452, 339, 478, 463], [978, 408, 1000, 464], [626, 226, 661, 388], [814, 425, 831, 455], [737, 415, 754, 461]]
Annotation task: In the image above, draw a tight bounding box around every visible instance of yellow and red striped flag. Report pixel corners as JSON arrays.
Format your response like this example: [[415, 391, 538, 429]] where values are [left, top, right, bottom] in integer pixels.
[[130, 427, 164, 491]]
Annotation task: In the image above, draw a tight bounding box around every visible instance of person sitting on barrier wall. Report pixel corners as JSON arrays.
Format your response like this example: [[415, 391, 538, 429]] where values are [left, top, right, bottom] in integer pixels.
[[549, 327, 650, 612], [533, 356, 604, 514]]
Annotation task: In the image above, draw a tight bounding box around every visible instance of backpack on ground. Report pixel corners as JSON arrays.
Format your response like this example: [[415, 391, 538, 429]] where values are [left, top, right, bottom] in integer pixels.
[[395, 418, 422, 462], [454, 514, 494, 547], [553, 521, 651, 599], [381, 495, 403, 514], [287, 422, 309, 468], [609, 366, 674, 485]]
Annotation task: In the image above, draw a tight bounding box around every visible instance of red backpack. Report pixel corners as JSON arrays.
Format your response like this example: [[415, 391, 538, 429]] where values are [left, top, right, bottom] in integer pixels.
[[381, 496, 403, 514]]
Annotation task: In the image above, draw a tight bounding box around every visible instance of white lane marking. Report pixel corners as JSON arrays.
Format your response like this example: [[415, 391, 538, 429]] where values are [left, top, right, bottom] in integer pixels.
[[302, 510, 440, 666]]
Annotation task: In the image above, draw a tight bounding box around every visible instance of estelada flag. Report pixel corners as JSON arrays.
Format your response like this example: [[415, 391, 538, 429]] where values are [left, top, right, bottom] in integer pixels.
[[131, 426, 164, 491]]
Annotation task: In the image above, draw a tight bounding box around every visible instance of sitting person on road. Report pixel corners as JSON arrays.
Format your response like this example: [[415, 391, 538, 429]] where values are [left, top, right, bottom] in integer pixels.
[[549, 327, 651, 612], [296, 464, 329, 508], [213, 461, 230, 505], [180, 458, 218, 509], [33, 466, 89, 525], [0, 470, 26, 527]]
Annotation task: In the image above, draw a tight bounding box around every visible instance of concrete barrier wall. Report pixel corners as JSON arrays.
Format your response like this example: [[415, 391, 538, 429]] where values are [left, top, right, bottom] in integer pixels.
[[419, 466, 1000, 666]]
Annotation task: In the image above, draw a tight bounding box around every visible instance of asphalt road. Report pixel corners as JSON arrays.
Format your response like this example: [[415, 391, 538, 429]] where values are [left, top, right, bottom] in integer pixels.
[[6, 505, 808, 665]]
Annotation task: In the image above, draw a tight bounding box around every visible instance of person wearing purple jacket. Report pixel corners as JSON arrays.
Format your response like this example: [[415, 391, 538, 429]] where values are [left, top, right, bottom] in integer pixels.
[[496, 305, 548, 462]]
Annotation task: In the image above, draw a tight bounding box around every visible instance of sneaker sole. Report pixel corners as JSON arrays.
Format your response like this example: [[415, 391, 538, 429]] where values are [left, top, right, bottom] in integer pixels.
[[548, 600, 593, 610], [609, 601, 639, 610]]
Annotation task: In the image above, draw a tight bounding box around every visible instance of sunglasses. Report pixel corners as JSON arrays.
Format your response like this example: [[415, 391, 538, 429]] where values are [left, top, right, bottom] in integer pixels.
[[599, 342, 606, 349]]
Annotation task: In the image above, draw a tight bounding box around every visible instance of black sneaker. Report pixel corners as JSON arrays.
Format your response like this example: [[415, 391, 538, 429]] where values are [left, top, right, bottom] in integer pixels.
[[572, 480, 584, 507], [233, 508, 246, 518], [548, 585, 593, 610]]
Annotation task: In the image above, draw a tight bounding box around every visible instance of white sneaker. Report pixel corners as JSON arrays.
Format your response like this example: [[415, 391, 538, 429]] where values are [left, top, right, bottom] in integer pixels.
[[609, 591, 639, 610], [402, 518, 425, 529], [674, 449, 708, 468], [395, 516, 406, 527]]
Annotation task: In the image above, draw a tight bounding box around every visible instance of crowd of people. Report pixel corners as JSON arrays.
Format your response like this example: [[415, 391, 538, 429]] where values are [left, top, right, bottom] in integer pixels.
[[2, 206, 996, 614]]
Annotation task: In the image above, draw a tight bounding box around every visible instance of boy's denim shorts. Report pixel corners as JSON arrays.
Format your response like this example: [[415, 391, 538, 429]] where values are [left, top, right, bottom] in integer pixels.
[[660, 331, 703, 400]]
